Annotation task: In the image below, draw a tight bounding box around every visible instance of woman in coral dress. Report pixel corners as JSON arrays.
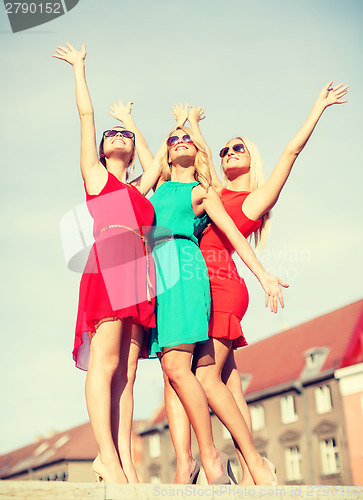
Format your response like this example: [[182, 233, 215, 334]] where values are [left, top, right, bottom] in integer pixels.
[[53, 43, 163, 483], [184, 83, 348, 484]]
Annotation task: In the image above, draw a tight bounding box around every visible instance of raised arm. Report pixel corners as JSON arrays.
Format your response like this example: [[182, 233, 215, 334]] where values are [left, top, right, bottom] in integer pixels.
[[109, 99, 154, 171], [52, 43, 105, 189], [188, 105, 223, 192], [198, 186, 288, 312], [243, 81, 348, 220]]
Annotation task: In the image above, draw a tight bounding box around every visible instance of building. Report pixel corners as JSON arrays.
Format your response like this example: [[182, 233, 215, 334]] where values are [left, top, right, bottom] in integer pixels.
[[1, 299, 362, 485], [0, 420, 145, 482], [138, 299, 363, 485]]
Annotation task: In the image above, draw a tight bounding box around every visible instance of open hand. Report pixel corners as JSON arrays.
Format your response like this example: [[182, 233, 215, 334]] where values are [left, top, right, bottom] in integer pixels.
[[317, 81, 348, 108], [261, 273, 289, 313], [189, 105, 205, 124], [52, 42, 86, 65], [172, 103, 189, 127], [109, 99, 133, 123]]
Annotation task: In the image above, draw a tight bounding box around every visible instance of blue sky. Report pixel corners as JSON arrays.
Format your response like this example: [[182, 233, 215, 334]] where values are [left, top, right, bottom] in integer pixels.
[[0, 0, 362, 454]]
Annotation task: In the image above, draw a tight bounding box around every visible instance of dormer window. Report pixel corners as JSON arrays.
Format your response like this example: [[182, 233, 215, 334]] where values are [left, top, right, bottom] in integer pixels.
[[304, 347, 328, 371]]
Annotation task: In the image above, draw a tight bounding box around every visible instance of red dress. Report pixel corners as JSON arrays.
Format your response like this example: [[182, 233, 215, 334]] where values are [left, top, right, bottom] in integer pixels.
[[199, 189, 262, 349], [73, 172, 156, 370]]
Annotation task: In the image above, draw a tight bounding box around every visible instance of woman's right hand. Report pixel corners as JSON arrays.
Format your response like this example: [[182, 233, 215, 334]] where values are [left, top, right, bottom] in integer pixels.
[[52, 43, 86, 66], [172, 103, 189, 127]]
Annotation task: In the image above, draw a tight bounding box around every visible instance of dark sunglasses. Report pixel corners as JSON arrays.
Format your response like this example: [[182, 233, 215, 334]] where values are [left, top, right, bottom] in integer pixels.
[[167, 134, 194, 148], [219, 143, 245, 158], [103, 129, 135, 141]]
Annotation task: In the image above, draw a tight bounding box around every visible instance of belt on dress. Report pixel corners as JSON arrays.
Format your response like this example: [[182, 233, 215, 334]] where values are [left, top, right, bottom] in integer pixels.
[[153, 234, 197, 246], [97, 224, 153, 303]]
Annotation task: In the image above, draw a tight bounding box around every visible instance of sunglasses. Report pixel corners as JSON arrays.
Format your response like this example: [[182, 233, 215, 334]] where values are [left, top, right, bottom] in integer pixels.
[[219, 143, 245, 158], [167, 134, 194, 148], [103, 129, 135, 141]]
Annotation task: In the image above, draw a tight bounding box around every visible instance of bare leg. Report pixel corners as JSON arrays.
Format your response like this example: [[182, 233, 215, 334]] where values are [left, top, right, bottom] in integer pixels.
[[111, 319, 143, 483], [85, 319, 127, 483], [163, 372, 195, 483], [195, 337, 274, 485], [161, 347, 223, 483], [222, 349, 254, 485]]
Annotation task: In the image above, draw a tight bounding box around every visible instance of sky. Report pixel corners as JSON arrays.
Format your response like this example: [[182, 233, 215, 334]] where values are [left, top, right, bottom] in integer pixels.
[[0, 0, 362, 455]]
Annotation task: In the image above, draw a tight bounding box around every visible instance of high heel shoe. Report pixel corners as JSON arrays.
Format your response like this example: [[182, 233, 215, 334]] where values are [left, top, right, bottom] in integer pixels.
[[209, 451, 236, 485], [187, 461, 200, 484], [264, 458, 278, 486], [92, 456, 104, 482]]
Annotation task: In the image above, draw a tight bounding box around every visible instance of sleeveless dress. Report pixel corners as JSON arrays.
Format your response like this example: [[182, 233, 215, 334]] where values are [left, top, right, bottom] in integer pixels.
[[199, 188, 262, 349], [73, 171, 156, 370], [148, 181, 210, 355]]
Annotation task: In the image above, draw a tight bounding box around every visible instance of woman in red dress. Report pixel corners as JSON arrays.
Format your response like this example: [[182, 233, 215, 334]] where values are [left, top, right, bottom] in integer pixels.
[[53, 43, 163, 483], [175, 82, 348, 484]]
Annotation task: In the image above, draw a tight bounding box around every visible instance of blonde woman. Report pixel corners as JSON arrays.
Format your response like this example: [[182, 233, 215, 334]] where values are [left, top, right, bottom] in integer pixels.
[[169, 82, 348, 485], [109, 102, 286, 484]]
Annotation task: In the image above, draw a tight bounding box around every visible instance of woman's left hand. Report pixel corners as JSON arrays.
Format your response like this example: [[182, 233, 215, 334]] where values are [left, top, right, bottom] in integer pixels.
[[109, 99, 133, 123], [260, 273, 289, 313], [317, 81, 348, 108], [189, 105, 205, 124]]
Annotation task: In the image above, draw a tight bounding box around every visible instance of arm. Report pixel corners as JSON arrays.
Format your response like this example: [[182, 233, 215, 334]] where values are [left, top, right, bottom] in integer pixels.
[[243, 81, 348, 220], [200, 186, 288, 312], [109, 99, 154, 171], [52, 43, 105, 190], [188, 105, 223, 192], [130, 143, 166, 195]]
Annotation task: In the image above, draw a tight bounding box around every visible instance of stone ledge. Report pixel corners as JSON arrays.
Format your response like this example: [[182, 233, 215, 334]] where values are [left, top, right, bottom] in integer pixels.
[[0, 482, 362, 499]]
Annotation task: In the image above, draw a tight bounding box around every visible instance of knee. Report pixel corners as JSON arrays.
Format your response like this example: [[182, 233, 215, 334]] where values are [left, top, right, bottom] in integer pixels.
[[125, 358, 137, 387], [90, 351, 120, 379], [162, 357, 185, 387], [196, 368, 217, 396]]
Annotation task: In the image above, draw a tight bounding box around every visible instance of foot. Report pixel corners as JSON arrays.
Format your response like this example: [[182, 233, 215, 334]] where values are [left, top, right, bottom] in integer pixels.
[[202, 449, 225, 484], [250, 456, 278, 485], [93, 455, 128, 483], [174, 457, 198, 484]]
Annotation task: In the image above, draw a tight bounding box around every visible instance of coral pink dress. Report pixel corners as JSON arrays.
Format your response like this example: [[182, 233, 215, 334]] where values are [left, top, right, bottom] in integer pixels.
[[199, 189, 262, 349], [73, 172, 155, 370]]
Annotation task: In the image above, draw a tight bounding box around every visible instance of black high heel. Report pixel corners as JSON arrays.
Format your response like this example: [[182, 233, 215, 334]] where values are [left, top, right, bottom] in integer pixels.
[[187, 461, 200, 484]]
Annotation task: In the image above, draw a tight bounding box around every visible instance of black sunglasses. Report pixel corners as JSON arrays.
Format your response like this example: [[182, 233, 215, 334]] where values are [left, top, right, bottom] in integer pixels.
[[219, 143, 245, 158], [103, 129, 135, 141]]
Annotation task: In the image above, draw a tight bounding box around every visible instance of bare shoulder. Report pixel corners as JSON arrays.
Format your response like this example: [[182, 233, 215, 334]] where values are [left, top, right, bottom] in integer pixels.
[[83, 162, 108, 195]]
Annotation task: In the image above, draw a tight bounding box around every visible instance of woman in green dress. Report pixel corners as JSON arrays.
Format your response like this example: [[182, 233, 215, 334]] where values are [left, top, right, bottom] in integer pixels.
[[109, 103, 286, 484]]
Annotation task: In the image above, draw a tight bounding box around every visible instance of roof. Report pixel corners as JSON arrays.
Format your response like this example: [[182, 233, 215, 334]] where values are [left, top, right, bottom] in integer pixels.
[[234, 298, 363, 397], [145, 299, 363, 429], [0, 420, 146, 480]]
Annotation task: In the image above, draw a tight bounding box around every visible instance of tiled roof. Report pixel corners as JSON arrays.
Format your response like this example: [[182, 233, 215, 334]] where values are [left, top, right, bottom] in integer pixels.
[[234, 299, 363, 397], [146, 299, 363, 428], [0, 420, 145, 479]]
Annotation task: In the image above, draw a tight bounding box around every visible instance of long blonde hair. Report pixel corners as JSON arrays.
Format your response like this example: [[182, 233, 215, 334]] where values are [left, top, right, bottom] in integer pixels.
[[221, 136, 271, 250], [160, 126, 211, 190]]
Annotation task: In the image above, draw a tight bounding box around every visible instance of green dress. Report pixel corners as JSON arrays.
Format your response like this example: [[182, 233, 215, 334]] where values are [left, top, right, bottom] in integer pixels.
[[148, 181, 210, 355]]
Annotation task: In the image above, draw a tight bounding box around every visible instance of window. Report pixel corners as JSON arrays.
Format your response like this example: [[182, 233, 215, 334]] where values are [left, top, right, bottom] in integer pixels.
[[281, 395, 298, 424], [150, 474, 161, 484], [315, 385, 332, 414], [320, 438, 340, 474], [149, 433, 161, 458], [306, 352, 320, 370], [250, 405, 265, 431], [285, 446, 302, 481]]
